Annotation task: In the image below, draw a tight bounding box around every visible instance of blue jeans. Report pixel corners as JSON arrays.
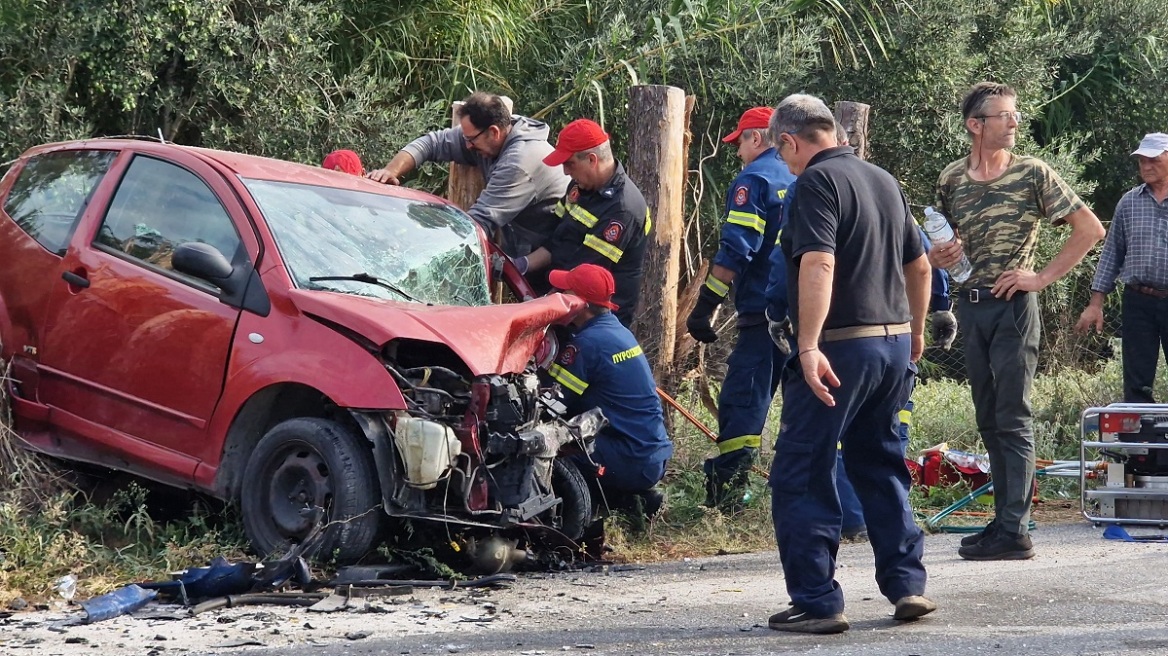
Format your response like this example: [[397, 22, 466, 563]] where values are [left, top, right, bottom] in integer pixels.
[[770, 334, 926, 617]]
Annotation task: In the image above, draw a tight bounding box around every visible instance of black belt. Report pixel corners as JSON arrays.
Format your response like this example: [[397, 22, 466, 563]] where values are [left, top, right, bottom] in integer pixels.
[[961, 288, 1028, 303], [1128, 284, 1168, 299]]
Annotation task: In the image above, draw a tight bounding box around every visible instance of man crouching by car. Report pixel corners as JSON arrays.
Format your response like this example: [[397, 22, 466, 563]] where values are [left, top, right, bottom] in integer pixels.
[[545, 264, 672, 518]]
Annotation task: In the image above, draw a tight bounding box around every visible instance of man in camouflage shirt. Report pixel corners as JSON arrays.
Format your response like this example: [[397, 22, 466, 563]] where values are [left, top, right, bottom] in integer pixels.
[[930, 82, 1104, 561]]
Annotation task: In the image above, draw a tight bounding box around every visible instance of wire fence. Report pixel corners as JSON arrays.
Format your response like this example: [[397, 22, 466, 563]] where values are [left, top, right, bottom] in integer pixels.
[[641, 289, 1126, 394], [920, 297, 1122, 382]]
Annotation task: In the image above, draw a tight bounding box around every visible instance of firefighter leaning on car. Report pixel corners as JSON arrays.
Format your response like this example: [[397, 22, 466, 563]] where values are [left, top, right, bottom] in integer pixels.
[[684, 107, 796, 508], [509, 118, 651, 327]]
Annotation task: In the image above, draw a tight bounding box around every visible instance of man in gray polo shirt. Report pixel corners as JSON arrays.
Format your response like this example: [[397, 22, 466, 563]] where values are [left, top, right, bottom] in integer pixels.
[[368, 92, 569, 257], [1076, 132, 1168, 402]]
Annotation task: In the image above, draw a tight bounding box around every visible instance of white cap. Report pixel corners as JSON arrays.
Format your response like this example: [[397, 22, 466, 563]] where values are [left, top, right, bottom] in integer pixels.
[[1132, 132, 1168, 158]]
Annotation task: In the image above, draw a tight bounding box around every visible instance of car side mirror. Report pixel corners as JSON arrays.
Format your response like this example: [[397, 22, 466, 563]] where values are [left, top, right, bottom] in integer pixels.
[[173, 242, 235, 290]]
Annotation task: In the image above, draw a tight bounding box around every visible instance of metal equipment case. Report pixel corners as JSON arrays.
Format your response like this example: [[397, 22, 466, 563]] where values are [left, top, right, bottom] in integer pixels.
[[1081, 404, 1168, 526]]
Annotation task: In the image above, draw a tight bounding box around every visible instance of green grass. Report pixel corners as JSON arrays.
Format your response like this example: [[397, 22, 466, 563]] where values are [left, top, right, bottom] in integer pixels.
[[612, 344, 1153, 561], [0, 370, 248, 605], [0, 344, 1156, 595], [0, 484, 248, 605]]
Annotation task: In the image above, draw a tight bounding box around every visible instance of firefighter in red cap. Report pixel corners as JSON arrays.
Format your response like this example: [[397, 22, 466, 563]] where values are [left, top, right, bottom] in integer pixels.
[[508, 119, 651, 327], [685, 106, 796, 509], [546, 264, 673, 515], [322, 149, 364, 176]]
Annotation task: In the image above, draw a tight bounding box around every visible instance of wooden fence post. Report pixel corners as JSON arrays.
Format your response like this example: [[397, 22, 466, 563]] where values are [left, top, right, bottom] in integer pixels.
[[626, 85, 686, 382], [833, 101, 871, 160], [448, 96, 514, 210]]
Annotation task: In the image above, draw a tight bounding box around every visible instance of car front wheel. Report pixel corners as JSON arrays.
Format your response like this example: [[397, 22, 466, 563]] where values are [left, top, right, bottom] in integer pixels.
[[240, 417, 382, 563]]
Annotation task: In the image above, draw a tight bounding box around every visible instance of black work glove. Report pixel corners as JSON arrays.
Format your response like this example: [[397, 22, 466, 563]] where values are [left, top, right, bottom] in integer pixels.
[[703, 447, 757, 511], [930, 310, 958, 350], [685, 286, 723, 343], [765, 308, 792, 359]]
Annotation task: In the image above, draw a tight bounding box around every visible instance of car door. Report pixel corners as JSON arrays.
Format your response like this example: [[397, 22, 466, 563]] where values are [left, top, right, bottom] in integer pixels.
[[37, 152, 246, 482], [0, 149, 116, 403]]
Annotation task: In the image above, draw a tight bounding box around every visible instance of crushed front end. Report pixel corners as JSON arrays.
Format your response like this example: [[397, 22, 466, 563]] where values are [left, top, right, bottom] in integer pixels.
[[362, 326, 605, 572]]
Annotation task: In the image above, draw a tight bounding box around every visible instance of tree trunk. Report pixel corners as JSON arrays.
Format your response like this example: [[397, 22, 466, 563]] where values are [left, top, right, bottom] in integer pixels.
[[447, 96, 514, 210], [833, 101, 871, 161], [660, 95, 698, 394], [626, 85, 686, 384]]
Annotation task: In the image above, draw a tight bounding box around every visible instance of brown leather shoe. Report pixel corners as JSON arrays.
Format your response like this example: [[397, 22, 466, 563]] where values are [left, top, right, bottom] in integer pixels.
[[893, 595, 938, 621]]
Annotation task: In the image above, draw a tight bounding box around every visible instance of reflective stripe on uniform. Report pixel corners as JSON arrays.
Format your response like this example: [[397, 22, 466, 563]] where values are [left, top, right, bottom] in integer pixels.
[[717, 434, 761, 454], [727, 210, 765, 234], [567, 204, 599, 228], [645, 208, 652, 235], [548, 364, 589, 395], [773, 227, 784, 246], [583, 234, 624, 262], [704, 274, 730, 297], [898, 408, 912, 426]]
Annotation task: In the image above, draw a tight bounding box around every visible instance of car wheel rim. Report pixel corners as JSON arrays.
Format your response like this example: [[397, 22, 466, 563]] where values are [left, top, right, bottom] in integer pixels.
[[266, 443, 333, 541]]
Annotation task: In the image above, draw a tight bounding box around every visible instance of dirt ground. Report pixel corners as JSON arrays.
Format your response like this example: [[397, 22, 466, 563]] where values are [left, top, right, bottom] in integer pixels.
[[0, 499, 1095, 655], [0, 582, 511, 654], [5, 518, 1166, 656]]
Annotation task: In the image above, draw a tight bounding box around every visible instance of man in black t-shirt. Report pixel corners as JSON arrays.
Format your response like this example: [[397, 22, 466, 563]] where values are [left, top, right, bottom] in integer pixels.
[[764, 94, 936, 635]]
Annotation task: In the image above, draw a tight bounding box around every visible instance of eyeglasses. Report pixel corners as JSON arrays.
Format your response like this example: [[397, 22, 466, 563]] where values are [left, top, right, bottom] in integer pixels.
[[976, 111, 1023, 122], [463, 127, 489, 146]]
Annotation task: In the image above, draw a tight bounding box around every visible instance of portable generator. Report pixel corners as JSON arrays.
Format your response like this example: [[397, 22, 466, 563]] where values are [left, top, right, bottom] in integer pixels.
[[1082, 404, 1168, 525]]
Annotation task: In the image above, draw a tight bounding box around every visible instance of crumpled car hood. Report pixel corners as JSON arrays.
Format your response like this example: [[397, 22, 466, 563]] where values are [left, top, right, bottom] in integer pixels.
[[286, 289, 585, 376]]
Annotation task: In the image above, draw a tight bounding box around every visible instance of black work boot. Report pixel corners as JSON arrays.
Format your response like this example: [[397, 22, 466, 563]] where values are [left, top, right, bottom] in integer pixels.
[[958, 531, 1034, 560], [960, 520, 999, 547], [636, 487, 665, 518], [703, 447, 757, 510], [768, 605, 849, 634], [841, 526, 869, 542]]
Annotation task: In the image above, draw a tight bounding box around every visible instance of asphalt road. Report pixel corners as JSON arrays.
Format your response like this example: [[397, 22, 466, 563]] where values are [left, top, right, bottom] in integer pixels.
[[237, 522, 1168, 656]]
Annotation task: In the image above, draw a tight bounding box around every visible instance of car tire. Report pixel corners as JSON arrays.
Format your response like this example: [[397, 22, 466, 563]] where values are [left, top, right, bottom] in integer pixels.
[[552, 458, 591, 541], [240, 417, 382, 563]]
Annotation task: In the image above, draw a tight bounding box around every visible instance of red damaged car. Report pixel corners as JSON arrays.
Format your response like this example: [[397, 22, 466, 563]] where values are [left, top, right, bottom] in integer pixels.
[[0, 139, 601, 570]]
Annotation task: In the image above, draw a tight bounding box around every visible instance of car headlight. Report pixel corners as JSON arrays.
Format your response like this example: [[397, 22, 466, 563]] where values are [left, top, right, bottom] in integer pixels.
[[532, 329, 559, 370]]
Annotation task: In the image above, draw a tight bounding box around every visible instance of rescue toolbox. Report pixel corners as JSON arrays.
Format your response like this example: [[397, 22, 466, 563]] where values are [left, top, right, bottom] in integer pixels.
[[1081, 403, 1168, 526]]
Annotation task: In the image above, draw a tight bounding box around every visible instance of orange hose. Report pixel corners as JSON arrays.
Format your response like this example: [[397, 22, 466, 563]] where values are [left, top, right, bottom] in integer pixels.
[[657, 387, 769, 479]]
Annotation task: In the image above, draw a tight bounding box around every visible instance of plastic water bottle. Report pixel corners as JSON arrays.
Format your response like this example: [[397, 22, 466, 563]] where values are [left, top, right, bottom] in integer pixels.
[[922, 206, 972, 284]]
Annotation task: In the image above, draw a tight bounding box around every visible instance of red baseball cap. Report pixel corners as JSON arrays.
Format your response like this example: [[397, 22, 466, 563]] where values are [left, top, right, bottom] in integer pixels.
[[543, 119, 610, 166], [547, 264, 619, 310], [722, 107, 774, 143], [322, 149, 364, 176]]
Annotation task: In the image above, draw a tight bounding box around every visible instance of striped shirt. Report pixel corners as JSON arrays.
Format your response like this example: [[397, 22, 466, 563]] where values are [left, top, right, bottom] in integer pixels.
[[1091, 184, 1168, 293]]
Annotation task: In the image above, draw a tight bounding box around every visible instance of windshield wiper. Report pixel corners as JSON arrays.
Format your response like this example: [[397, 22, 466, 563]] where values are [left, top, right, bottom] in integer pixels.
[[308, 273, 422, 303]]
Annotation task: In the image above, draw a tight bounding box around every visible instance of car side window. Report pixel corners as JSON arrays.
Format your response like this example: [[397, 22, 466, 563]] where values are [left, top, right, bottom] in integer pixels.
[[95, 156, 242, 275], [2, 150, 115, 255]]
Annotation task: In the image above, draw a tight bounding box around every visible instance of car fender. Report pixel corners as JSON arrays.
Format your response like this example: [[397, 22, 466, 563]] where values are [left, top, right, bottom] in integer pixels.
[[0, 292, 15, 359], [221, 315, 406, 410], [193, 316, 409, 493], [199, 310, 405, 453]]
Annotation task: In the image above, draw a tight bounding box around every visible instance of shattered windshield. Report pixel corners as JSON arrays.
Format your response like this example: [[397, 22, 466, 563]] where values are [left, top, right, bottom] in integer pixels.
[[244, 180, 490, 306]]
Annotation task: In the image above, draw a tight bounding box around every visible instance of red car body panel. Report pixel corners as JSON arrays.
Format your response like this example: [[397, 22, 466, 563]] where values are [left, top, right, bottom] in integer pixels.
[[286, 289, 584, 377], [0, 138, 581, 496]]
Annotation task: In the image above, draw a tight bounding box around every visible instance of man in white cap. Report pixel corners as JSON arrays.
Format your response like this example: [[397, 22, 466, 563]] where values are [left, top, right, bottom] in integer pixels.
[[1076, 132, 1168, 402]]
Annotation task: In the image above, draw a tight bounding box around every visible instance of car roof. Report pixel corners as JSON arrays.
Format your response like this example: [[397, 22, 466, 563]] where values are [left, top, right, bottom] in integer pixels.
[[21, 138, 450, 205]]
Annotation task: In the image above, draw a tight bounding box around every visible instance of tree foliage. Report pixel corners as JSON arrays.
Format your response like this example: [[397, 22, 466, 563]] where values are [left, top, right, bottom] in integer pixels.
[[0, 0, 1163, 372]]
